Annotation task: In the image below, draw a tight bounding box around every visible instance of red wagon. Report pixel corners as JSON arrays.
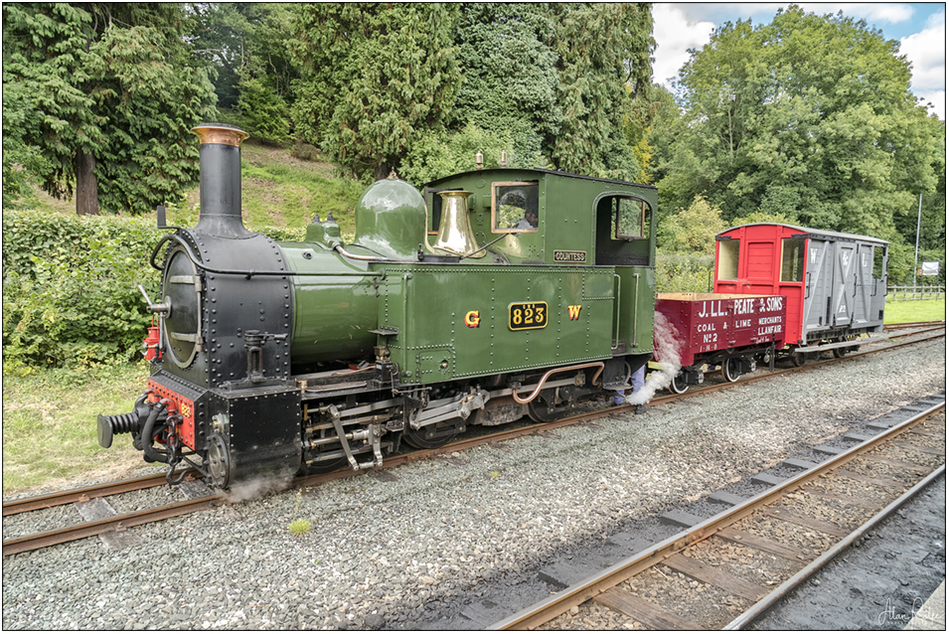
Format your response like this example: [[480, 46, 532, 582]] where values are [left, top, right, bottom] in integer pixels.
[[655, 292, 787, 393], [713, 223, 888, 363]]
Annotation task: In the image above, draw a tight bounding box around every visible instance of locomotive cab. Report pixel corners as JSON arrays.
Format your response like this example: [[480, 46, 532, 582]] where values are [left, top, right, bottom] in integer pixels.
[[424, 169, 655, 271]]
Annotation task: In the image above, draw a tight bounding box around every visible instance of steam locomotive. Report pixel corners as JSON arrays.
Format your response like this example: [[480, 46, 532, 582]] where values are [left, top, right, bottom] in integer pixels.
[[97, 124, 657, 488]]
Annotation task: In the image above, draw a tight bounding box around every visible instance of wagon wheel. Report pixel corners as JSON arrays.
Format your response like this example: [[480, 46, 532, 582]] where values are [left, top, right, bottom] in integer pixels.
[[721, 357, 742, 383], [669, 371, 689, 394], [791, 350, 806, 367], [833, 337, 855, 358]]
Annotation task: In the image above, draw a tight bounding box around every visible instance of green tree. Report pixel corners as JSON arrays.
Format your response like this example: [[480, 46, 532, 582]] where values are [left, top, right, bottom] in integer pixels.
[[452, 3, 561, 164], [547, 3, 654, 181], [652, 6, 942, 244], [658, 194, 727, 254], [894, 119, 946, 256], [403, 3, 655, 184], [289, 4, 461, 180], [627, 82, 679, 183], [1, 77, 51, 209], [189, 3, 296, 142], [2, 3, 217, 215]]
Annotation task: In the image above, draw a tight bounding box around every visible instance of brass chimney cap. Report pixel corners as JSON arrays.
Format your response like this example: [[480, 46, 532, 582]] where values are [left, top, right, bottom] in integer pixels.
[[191, 123, 249, 147]]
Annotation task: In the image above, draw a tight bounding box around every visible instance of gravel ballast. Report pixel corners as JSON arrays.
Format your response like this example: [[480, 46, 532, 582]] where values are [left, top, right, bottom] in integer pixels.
[[2, 338, 945, 630]]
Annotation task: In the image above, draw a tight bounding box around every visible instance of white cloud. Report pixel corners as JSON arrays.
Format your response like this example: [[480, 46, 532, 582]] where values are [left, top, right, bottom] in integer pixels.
[[797, 3, 915, 24], [651, 4, 945, 118], [900, 11, 946, 118], [900, 13, 946, 91], [915, 90, 946, 120], [651, 4, 716, 88]]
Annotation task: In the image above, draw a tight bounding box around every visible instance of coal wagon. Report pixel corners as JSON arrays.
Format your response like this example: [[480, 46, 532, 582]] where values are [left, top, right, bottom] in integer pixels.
[[655, 292, 787, 393]]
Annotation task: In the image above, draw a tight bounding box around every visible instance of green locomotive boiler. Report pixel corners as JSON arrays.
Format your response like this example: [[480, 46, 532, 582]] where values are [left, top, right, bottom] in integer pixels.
[[98, 125, 656, 488]]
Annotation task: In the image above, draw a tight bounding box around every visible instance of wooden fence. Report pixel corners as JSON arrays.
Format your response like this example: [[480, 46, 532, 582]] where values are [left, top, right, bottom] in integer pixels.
[[886, 286, 946, 301]]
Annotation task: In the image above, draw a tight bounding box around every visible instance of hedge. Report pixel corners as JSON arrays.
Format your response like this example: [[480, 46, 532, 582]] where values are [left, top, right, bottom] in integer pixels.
[[2, 210, 304, 371], [655, 252, 715, 294]]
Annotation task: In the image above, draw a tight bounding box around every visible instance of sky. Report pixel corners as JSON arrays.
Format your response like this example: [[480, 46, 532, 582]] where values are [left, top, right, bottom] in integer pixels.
[[651, 3, 947, 120]]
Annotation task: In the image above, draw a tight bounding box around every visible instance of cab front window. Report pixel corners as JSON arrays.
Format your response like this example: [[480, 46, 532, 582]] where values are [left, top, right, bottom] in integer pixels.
[[492, 182, 539, 232]]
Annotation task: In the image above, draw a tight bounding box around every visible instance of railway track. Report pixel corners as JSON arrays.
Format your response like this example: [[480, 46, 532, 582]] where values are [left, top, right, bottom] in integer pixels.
[[883, 320, 946, 330], [490, 399, 946, 630], [1, 471, 195, 517], [3, 322, 943, 557]]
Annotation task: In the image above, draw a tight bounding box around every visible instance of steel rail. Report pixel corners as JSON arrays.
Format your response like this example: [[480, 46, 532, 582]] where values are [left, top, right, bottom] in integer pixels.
[[723, 463, 946, 630], [2, 470, 197, 518], [488, 401, 945, 630], [884, 320, 946, 330], [2, 494, 223, 557]]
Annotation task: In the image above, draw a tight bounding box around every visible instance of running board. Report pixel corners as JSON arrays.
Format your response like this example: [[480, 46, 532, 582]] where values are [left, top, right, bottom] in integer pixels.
[[795, 332, 889, 354]]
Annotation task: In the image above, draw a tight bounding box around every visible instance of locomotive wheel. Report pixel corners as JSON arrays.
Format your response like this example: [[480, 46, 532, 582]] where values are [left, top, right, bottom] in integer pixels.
[[402, 418, 463, 449], [206, 433, 232, 489], [669, 371, 689, 394], [527, 389, 569, 422], [721, 357, 742, 383]]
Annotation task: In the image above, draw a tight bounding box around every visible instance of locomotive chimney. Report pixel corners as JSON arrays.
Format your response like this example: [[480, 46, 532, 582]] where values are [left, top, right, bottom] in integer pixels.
[[191, 123, 252, 238]]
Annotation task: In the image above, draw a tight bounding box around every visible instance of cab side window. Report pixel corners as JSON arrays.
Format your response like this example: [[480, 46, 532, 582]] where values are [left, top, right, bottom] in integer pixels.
[[608, 196, 650, 240]]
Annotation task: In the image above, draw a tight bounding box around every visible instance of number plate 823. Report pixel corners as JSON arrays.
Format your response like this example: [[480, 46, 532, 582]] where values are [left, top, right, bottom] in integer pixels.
[[508, 302, 548, 331]]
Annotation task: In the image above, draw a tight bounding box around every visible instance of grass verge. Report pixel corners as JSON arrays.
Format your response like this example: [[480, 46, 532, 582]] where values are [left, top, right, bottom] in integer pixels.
[[224, 142, 363, 237], [2, 361, 151, 495], [884, 298, 946, 323], [19, 141, 365, 240]]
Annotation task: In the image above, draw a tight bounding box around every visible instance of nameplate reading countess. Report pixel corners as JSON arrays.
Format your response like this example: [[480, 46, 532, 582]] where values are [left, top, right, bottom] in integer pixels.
[[553, 250, 587, 263]]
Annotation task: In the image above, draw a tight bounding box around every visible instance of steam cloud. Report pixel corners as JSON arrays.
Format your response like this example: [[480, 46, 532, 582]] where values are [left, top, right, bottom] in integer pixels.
[[625, 311, 684, 406], [225, 468, 295, 503]]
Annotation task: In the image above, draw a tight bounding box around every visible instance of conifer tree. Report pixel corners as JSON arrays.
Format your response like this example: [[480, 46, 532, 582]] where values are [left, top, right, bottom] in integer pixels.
[[547, 3, 654, 181], [2, 3, 216, 214], [290, 4, 461, 180]]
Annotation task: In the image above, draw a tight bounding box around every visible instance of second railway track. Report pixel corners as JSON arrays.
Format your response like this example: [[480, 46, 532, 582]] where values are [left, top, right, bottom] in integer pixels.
[[493, 399, 946, 630]]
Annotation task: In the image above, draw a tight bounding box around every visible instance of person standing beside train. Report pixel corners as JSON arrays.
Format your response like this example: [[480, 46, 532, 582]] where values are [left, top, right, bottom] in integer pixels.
[[615, 365, 647, 414]]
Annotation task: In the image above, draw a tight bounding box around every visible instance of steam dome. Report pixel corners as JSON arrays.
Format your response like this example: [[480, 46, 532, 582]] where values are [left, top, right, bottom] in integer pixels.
[[351, 175, 427, 259]]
